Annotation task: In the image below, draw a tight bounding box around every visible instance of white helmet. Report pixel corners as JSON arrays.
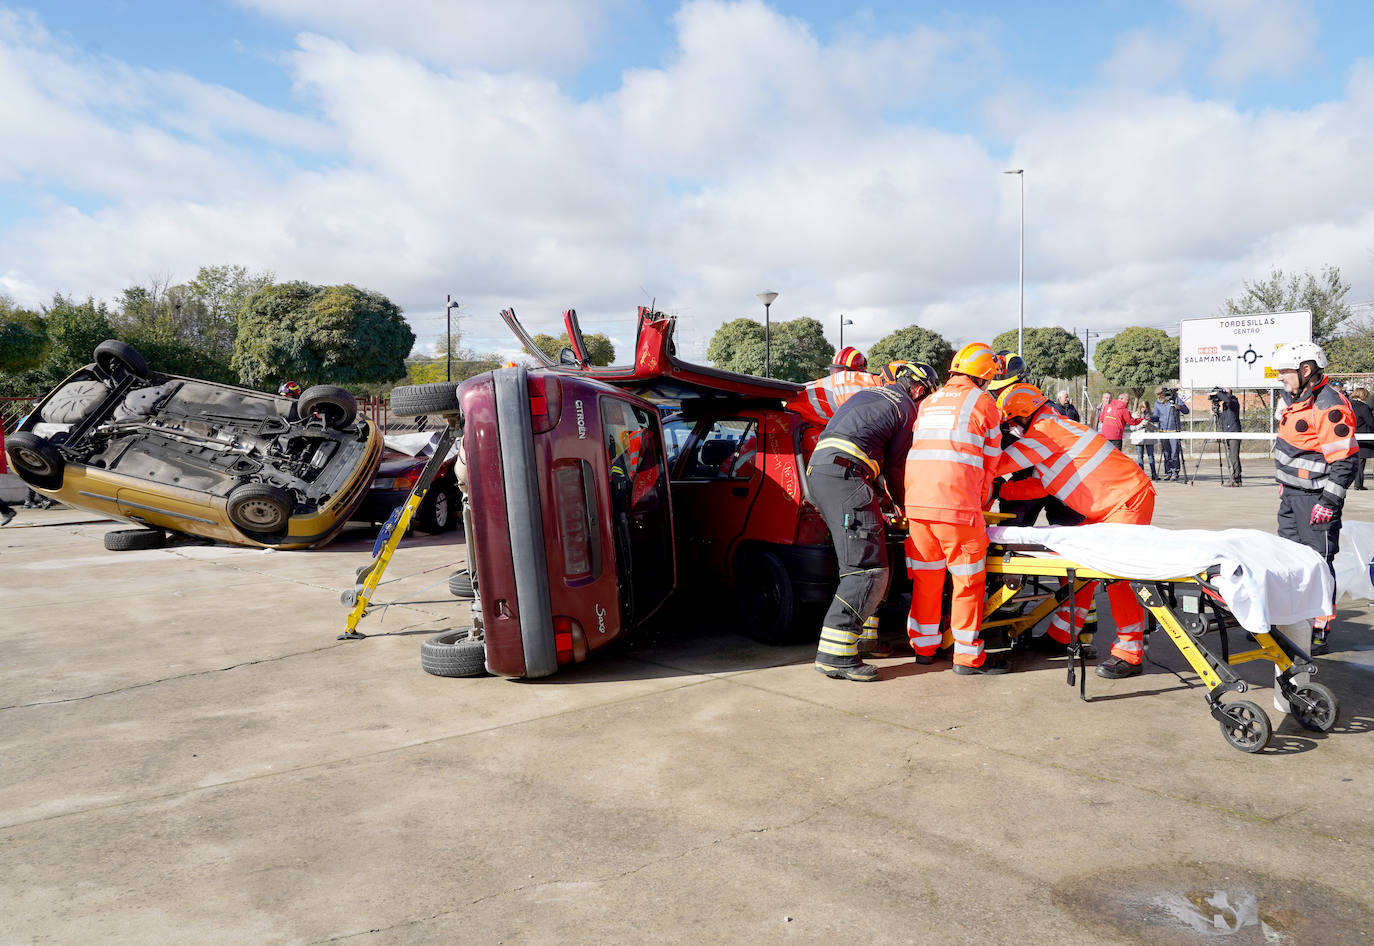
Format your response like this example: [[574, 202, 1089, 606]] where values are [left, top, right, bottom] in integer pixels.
[[1272, 342, 1327, 371]]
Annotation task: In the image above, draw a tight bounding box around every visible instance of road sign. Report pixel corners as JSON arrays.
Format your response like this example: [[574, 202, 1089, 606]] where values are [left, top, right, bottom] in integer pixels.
[[1178, 310, 1312, 388]]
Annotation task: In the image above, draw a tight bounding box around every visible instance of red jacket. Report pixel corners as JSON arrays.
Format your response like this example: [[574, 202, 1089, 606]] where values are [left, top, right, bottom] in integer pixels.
[[1096, 400, 1138, 440]]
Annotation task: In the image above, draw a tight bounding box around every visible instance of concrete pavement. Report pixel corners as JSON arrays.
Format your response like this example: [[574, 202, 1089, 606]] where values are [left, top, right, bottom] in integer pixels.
[[1, 468, 1371, 944]]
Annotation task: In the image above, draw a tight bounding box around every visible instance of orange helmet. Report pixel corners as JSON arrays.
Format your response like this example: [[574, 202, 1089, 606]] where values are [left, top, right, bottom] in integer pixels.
[[996, 382, 1049, 422], [832, 346, 867, 371], [949, 342, 999, 380]]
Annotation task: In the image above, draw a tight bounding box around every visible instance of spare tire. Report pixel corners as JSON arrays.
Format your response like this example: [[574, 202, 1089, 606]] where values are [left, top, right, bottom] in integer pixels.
[[226, 483, 294, 541], [420, 629, 487, 677], [104, 528, 166, 551], [390, 382, 463, 418], [94, 339, 150, 380], [298, 385, 357, 429], [448, 568, 474, 599], [6, 431, 64, 489]]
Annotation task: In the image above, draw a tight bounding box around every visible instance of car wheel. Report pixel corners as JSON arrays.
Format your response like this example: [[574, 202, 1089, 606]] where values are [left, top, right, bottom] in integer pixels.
[[448, 569, 475, 599], [298, 385, 358, 429], [420, 628, 487, 677], [226, 483, 295, 541], [93, 339, 150, 380], [415, 483, 457, 534], [736, 548, 803, 646], [6, 431, 65, 489], [390, 382, 463, 418], [103, 527, 166, 551]]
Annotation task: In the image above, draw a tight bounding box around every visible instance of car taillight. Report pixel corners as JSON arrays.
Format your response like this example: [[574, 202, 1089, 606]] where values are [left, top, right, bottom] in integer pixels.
[[552, 461, 593, 578], [796, 505, 831, 545], [553, 615, 587, 665], [528, 374, 562, 433]]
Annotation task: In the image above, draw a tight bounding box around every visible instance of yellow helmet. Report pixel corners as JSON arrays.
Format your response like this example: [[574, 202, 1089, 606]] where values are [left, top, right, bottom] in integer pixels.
[[950, 342, 999, 380], [996, 382, 1049, 423]]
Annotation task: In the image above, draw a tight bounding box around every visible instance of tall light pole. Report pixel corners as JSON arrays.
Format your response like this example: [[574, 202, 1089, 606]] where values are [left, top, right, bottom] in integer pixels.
[[445, 294, 461, 382], [757, 291, 778, 378], [839, 315, 853, 351], [1003, 168, 1024, 354]]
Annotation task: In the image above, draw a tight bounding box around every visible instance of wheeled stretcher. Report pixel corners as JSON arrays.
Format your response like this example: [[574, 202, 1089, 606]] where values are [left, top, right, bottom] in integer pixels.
[[978, 525, 1341, 753]]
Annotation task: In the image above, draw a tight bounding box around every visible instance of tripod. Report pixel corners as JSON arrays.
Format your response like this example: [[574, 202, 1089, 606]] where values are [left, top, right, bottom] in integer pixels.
[[1183, 408, 1224, 485]]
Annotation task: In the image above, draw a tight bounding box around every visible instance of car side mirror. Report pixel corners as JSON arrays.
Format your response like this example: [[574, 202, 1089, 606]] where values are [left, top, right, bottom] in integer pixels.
[[558, 347, 579, 366]]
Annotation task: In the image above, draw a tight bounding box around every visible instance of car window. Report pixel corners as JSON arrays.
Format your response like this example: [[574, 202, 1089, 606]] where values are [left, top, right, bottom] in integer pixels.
[[661, 417, 695, 468], [600, 398, 674, 625], [679, 418, 757, 480]]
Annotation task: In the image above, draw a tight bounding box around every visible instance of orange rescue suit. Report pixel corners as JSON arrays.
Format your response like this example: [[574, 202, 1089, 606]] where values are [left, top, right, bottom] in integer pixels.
[[786, 370, 886, 426]]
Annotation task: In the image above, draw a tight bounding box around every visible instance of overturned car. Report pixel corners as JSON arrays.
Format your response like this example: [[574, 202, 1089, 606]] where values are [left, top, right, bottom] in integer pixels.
[[6, 340, 381, 550]]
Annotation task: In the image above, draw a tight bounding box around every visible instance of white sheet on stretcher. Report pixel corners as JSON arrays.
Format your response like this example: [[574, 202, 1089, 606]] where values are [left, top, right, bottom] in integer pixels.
[[987, 524, 1333, 634]]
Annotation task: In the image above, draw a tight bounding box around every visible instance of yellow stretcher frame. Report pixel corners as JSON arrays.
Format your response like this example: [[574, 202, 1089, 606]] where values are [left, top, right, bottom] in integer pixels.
[[980, 542, 1341, 753]]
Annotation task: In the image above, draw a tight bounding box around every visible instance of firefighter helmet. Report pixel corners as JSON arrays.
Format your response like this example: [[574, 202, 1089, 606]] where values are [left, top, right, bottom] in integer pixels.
[[1272, 342, 1327, 371], [832, 346, 867, 371], [996, 382, 1050, 423], [278, 381, 302, 398], [883, 360, 939, 395], [988, 350, 1027, 394], [950, 342, 999, 380]]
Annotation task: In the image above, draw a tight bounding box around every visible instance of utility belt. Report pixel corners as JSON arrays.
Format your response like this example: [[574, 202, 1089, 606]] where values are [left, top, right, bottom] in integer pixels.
[[812, 437, 881, 479]]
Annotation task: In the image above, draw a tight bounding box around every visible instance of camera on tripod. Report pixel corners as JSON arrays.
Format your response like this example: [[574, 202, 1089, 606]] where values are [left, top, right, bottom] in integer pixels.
[[1158, 386, 1179, 401], [1207, 386, 1225, 413]]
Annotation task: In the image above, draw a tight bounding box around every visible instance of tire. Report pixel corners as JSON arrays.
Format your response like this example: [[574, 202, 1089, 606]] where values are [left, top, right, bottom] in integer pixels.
[[298, 385, 357, 429], [103, 528, 166, 551], [94, 339, 149, 379], [420, 629, 487, 677], [390, 382, 463, 418], [415, 483, 457, 534], [448, 569, 475, 599], [735, 548, 803, 646], [6, 431, 65, 489], [1287, 682, 1339, 732], [226, 483, 295, 541], [1218, 700, 1271, 753]]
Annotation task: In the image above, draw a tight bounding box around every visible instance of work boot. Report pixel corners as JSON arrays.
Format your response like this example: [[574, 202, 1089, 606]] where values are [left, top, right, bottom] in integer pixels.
[[913, 652, 937, 665], [857, 638, 894, 658], [1095, 656, 1143, 679], [953, 656, 1011, 675], [814, 660, 879, 682], [0, 510, 14, 527], [1310, 628, 1330, 656]]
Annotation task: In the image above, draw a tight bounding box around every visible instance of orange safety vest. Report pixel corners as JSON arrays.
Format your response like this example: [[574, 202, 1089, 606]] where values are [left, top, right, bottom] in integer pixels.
[[786, 370, 885, 425], [903, 375, 1001, 525], [1275, 378, 1358, 500], [996, 411, 1153, 522]]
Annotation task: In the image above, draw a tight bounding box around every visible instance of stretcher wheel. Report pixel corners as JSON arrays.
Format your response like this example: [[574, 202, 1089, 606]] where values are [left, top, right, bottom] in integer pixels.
[[1287, 682, 1339, 733], [1219, 700, 1271, 753]]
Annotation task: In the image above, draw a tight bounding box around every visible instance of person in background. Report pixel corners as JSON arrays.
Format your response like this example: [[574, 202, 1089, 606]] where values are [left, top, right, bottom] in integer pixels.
[[1129, 407, 1158, 480], [1151, 387, 1190, 481], [1348, 387, 1374, 490], [1095, 392, 1112, 429], [1097, 393, 1137, 451], [1212, 386, 1243, 487], [1053, 389, 1079, 421]]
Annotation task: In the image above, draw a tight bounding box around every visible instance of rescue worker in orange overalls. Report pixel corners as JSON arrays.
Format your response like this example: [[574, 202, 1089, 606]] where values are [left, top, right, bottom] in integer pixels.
[[809, 362, 937, 681], [786, 346, 886, 426], [904, 343, 1008, 674], [994, 383, 1157, 678], [1272, 342, 1358, 654]]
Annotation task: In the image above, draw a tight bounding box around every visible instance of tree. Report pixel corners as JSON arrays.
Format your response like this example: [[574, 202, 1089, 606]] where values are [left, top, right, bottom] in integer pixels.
[[769, 317, 833, 382], [706, 319, 767, 376], [1093, 326, 1179, 400], [233, 282, 415, 390], [868, 325, 954, 380], [0, 296, 47, 373], [525, 331, 616, 366], [180, 265, 274, 361], [1219, 265, 1352, 344], [990, 326, 1086, 387], [0, 294, 116, 396]]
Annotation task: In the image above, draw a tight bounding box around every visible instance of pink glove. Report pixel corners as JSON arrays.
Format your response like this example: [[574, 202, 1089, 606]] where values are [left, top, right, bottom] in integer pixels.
[[1311, 503, 1335, 527]]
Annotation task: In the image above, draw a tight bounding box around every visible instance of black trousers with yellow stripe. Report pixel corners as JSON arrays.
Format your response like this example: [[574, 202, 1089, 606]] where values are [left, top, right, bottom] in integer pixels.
[[808, 461, 891, 666]]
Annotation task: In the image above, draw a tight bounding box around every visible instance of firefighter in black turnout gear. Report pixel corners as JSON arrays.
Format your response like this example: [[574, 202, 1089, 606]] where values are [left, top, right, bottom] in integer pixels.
[[809, 361, 937, 681], [1273, 342, 1358, 654]]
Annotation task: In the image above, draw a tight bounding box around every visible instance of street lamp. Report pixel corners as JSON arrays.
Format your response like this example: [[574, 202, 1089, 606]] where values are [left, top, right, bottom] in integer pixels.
[[1003, 168, 1024, 354], [757, 291, 778, 378], [839, 315, 853, 351], [445, 294, 461, 382]]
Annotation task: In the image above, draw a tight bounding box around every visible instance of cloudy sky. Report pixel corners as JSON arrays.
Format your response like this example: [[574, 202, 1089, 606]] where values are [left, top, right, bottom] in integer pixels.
[[2, 0, 1372, 363]]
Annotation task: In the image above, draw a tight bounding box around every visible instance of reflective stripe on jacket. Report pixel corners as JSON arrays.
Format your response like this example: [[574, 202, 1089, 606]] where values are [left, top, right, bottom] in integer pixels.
[[787, 370, 886, 425], [903, 375, 1001, 525], [1275, 378, 1358, 505], [996, 411, 1153, 522]]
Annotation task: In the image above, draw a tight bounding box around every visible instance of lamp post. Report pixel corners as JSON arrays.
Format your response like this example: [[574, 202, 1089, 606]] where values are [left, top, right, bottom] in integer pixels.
[[839, 315, 853, 351], [757, 291, 778, 378], [1003, 168, 1024, 354], [445, 294, 461, 382], [1083, 328, 1100, 416]]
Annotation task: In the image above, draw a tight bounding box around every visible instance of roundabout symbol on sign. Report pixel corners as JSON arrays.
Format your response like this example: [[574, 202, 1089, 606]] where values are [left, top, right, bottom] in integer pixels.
[[1241, 346, 1259, 366]]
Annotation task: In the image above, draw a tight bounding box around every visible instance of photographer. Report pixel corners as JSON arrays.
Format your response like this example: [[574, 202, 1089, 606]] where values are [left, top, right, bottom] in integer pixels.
[[1151, 386, 1190, 481], [1210, 387, 1242, 486], [1350, 386, 1374, 490]]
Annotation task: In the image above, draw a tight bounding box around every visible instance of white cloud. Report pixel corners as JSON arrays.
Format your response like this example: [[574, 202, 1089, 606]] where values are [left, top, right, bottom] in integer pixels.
[[1179, 0, 1319, 86]]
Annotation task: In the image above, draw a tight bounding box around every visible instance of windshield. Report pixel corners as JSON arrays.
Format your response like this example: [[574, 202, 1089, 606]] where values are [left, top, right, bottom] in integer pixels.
[[601, 398, 674, 625]]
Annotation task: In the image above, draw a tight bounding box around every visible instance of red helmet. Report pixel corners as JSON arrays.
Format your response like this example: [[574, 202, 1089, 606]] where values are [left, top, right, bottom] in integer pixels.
[[278, 381, 302, 398], [949, 342, 999, 380], [832, 346, 867, 371], [996, 382, 1049, 423]]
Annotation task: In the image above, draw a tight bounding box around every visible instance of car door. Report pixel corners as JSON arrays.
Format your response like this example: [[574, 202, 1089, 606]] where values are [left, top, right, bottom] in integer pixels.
[[667, 411, 766, 579]]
